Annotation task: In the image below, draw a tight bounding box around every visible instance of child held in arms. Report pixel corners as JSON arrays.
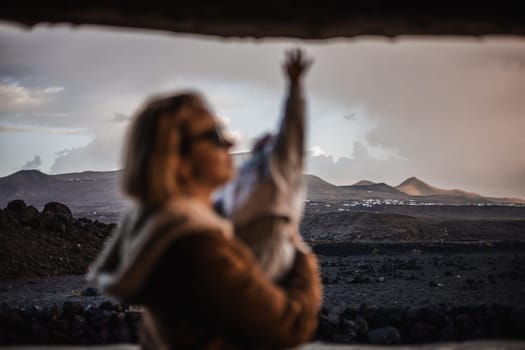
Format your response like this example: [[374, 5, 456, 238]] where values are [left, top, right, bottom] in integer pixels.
[[214, 49, 312, 282]]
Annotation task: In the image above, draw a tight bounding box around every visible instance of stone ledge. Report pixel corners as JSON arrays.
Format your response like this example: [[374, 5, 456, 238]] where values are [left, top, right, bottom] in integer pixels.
[[2, 340, 525, 350]]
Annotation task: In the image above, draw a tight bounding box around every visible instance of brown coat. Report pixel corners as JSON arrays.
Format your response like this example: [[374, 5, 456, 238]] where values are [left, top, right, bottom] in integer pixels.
[[87, 198, 322, 350], [137, 230, 322, 350]]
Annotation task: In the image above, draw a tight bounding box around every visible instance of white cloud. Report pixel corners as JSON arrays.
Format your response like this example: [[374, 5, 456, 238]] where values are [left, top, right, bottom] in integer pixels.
[[43, 86, 65, 94], [306, 141, 412, 186], [0, 82, 43, 109], [309, 145, 325, 157], [20, 155, 42, 170], [0, 82, 65, 112], [50, 124, 126, 173]]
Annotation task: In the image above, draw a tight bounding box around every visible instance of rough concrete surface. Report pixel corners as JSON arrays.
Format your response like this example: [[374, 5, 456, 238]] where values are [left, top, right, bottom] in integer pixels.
[[2, 340, 525, 349]]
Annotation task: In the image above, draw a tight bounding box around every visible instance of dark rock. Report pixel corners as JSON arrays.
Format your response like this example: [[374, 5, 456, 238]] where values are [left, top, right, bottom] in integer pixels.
[[1, 308, 24, 326], [19, 305, 41, 320], [510, 306, 525, 334], [70, 314, 87, 329], [98, 301, 114, 311], [43, 202, 73, 222], [28, 320, 51, 342], [322, 270, 338, 284], [450, 305, 477, 317], [420, 306, 449, 328], [6, 199, 27, 215], [370, 306, 405, 328], [1, 302, 10, 313], [438, 323, 457, 341], [331, 333, 356, 343], [63, 302, 84, 318], [454, 313, 475, 335], [85, 308, 112, 329], [340, 318, 358, 331], [405, 306, 423, 322], [486, 303, 510, 337], [316, 313, 338, 339], [26, 205, 39, 216], [27, 216, 42, 229], [358, 303, 368, 315], [338, 318, 358, 341], [86, 325, 110, 343], [42, 305, 62, 322], [19, 206, 39, 225], [367, 326, 402, 345], [0, 209, 19, 228], [110, 319, 133, 343], [355, 314, 368, 336], [42, 219, 66, 233], [47, 319, 69, 332], [50, 329, 69, 343], [410, 321, 439, 342], [82, 287, 100, 296], [340, 307, 357, 321]]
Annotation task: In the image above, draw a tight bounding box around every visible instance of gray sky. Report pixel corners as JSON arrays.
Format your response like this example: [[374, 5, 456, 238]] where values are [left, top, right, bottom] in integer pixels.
[[1, 23, 524, 198]]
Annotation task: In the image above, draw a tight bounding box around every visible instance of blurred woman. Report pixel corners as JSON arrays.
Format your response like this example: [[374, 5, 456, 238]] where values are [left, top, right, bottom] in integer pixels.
[[87, 50, 322, 350]]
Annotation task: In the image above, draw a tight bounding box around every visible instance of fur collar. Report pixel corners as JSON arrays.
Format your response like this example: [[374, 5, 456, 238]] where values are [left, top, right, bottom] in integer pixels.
[[86, 197, 233, 301]]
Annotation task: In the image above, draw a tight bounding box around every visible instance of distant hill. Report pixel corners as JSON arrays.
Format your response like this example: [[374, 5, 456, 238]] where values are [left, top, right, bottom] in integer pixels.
[[352, 180, 376, 186], [340, 182, 407, 197], [395, 177, 525, 204], [0, 170, 128, 213], [304, 174, 341, 201], [396, 177, 480, 197], [0, 170, 523, 213]]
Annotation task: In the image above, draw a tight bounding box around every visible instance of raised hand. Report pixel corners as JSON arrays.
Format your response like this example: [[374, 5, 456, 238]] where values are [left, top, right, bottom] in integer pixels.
[[283, 48, 313, 84]]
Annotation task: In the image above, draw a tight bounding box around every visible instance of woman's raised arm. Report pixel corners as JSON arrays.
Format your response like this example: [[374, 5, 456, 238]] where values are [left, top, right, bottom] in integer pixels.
[[272, 49, 313, 177]]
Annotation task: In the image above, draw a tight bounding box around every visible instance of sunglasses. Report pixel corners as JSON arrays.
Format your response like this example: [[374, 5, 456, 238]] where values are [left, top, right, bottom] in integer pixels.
[[180, 125, 233, 155]]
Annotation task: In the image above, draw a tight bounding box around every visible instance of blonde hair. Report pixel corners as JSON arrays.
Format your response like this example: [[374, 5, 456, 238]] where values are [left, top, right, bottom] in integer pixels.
[[122, 92, 210, 205]]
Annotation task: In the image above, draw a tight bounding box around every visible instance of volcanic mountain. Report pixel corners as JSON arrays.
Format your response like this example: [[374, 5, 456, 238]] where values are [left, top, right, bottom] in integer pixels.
[[352, 180, 376, 186], [0, 169, 128, 213], [0, 171, 523, 214], [304, 174, 341, 201], [396, 177, 481, 198], [340, 182, 407, 197]]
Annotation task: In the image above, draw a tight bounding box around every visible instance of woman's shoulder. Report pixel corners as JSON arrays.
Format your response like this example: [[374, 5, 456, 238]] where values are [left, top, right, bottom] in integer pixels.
[[160, 197, 233, 239], [130, 197, 234, 248]]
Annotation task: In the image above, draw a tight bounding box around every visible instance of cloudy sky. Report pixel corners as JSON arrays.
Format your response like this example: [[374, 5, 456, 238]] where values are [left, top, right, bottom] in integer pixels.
[[0, 23, 524, 198]]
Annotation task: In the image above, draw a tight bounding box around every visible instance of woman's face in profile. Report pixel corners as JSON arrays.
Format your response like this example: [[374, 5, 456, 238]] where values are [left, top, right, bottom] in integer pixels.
[[182, 112, 235, 189]]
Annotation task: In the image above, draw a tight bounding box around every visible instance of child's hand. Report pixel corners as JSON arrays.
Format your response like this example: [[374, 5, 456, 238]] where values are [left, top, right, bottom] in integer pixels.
[[283, 48, 313, 84]]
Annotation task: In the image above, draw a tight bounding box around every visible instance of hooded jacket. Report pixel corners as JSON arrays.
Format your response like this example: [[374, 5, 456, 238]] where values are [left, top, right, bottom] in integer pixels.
[[86, 197, 322, 350]]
